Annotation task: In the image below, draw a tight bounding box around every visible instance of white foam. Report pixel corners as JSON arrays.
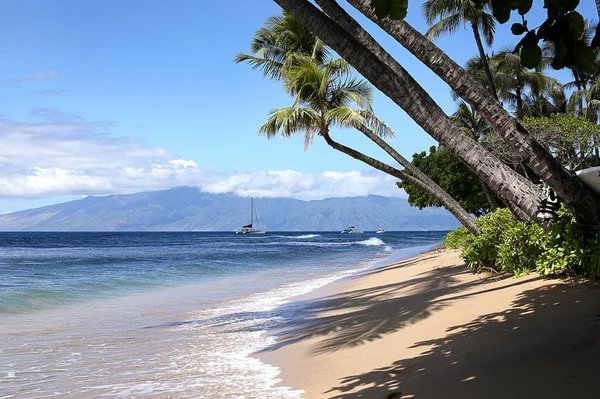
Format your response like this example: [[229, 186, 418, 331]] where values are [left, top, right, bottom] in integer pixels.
[[292, 234, 321, 239], [356, 237, 386, 246]]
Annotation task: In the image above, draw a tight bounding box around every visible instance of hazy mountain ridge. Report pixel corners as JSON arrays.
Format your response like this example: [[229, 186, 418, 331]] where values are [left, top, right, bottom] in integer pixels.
[[0, 187, 460, 231]]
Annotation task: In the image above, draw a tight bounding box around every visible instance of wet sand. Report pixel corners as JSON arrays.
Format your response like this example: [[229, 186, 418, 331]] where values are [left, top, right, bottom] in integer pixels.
[[257, 249, 600, 398]]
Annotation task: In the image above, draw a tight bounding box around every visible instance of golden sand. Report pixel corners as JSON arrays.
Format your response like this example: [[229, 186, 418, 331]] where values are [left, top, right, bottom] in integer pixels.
[[257, 249, 600, 398]]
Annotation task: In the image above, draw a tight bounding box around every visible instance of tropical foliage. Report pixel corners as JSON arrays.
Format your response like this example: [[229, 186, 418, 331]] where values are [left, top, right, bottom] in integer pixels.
[[398, 146, 492, 216], [267, 0, 600, 276], [370, 0, 599, 71], [445, 207, 600, 277]]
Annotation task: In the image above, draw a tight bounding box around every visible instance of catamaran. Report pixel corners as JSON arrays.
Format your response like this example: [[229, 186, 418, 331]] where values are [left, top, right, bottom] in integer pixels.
[[341, 208, 364, 234], [236, 197, 265, 234]]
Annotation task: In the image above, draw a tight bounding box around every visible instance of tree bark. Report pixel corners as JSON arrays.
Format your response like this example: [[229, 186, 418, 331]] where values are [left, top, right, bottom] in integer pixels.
[[596, 0, 600, 19], [282, 0, 543, 223], [515, 86, 523, 120], [319, 131, 481, 235], [479, 181, 499, 211], [470, 20, 498, 101], [346, 0, 599, 228]]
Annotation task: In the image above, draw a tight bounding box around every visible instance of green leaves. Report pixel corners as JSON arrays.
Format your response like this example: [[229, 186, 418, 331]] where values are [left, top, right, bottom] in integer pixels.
[[447, 206, 600, 277], [487, 0, 597, 72], [370, 0, 408, 20], [511, 23, 528, 35], [520, 34, 542, 69], [490, 0, 512, 23]]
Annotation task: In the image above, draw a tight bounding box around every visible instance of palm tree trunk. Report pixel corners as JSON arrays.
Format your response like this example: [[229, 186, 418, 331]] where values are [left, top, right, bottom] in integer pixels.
[[515, 87, 523, 120], [345, 0, 600, 228], [470, 20, 498, 101], [596, 0, 600, 19], [479, 181, 499, 211], [281, 0, 544, 223], [319, 131, 481, 235]]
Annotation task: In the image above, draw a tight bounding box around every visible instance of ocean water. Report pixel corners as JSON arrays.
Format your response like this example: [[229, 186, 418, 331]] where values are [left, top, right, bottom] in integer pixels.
[[0, 231, 446, 398]]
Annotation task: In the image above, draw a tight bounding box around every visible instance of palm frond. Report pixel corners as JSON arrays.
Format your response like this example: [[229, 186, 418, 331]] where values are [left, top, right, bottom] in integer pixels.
[[358, 110, 395, 138], [425, 13, 463, 41], [234, 53, 284, 80], [478, 12, 496, 47], [258, 107, 320, 141]]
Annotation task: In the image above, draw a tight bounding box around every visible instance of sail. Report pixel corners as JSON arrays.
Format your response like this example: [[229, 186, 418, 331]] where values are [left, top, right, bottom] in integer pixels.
[[243, 223, 252, 228]]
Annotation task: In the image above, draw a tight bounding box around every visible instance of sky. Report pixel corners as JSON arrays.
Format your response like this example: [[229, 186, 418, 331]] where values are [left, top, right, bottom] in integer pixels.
[[0, 0, 597, 213]]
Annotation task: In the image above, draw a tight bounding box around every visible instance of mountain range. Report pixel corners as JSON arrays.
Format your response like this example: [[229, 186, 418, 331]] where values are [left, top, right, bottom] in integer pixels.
[[0, 187, 460, 231]]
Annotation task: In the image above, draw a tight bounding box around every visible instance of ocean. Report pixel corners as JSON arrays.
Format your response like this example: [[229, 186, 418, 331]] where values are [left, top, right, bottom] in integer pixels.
[[0, 231, 446, 398]]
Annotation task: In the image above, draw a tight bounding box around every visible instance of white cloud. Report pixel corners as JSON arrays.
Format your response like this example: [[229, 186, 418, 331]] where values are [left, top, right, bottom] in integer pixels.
[[2, 70, 58, 86], [0, 114, 405, 200]]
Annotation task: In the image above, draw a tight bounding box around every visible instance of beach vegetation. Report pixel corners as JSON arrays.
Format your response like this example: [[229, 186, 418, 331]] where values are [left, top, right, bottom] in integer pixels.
[[397, 146, 493, 216], [445, 206, 600, 278]]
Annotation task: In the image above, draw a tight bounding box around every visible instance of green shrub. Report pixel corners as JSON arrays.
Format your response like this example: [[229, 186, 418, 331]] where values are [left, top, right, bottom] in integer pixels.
[[461, 208, 515, 271], [444, 206, 600, 278], [444, 226, 473, 249]]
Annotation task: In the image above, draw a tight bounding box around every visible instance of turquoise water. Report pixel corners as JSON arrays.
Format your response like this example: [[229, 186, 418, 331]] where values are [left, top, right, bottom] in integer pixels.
[[0, 231, 445, 398]]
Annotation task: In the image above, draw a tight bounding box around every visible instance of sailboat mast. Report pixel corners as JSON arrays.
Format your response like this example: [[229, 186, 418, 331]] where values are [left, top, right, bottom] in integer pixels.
[[250, 197, 254, 228], [354, 207, 358, 229]]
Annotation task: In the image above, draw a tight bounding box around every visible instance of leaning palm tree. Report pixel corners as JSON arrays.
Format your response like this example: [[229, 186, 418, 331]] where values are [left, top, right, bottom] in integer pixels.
[[259, 55, 481, 234], [451, 102, 498, 210], [423, 0, 499, 100], [332, 0, 599, 226], [238, 11, 481, 234]]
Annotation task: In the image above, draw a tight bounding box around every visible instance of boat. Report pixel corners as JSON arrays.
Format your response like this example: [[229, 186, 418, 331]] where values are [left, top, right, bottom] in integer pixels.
[[575, 166, 600, 195], [341, 225, 364, 234], [376, 228, 385, 234], [341, 208, 364, 234], [236, 197, 266, 234]]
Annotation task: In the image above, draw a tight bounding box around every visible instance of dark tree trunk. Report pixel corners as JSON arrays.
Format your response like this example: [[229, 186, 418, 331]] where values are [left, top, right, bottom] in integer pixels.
[[280, 0, 543, 224], [596, 0, 600, 19], [515, 87, 523, 120], [346, 0, 599, 229], [471, 20, 498, 101], [319, 131, 481, 235]]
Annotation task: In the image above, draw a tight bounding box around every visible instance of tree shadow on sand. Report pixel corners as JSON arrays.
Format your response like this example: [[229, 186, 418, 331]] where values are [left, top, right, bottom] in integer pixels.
[[258, 257, 537, 356], [326, 283, 600, 399]]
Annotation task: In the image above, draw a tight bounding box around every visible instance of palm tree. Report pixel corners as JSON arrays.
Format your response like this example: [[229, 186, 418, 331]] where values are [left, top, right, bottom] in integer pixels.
[[234, 12, 328, 80], [337, 0, 599, 227], [239, 10, 481, 234], [450, 102, 501, 211], [279, 0, 550, 225], [491, 50, 558, 120], [260, 55, 481, 234], [422, 0, 499, 100]]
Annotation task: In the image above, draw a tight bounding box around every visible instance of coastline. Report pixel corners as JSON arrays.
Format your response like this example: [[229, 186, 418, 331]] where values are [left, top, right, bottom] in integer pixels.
[[256, 248, 600, 398]]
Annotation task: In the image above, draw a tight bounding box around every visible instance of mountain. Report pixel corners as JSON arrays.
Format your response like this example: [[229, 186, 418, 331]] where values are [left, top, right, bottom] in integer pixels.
[[0, 187, 460, 231]]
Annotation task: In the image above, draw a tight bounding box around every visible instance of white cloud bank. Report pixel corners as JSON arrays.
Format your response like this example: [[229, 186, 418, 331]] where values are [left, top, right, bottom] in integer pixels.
[[0, 114, 405, 200]]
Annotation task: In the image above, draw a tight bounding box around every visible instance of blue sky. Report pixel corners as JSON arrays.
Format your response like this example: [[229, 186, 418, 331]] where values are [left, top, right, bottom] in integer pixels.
[[0, 0, 596, 213]]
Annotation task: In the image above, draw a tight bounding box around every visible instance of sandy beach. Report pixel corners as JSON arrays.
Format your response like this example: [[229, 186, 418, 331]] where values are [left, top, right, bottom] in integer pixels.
[[258, 249, 600, 399]]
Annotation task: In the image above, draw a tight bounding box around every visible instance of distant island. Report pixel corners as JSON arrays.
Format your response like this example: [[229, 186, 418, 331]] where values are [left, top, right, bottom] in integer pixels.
[[0, 186, 459, 231]]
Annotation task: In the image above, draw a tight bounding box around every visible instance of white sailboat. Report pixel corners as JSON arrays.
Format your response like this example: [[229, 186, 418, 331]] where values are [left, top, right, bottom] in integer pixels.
[[341, 208, 364, 234], [236, 197, 266, 234]]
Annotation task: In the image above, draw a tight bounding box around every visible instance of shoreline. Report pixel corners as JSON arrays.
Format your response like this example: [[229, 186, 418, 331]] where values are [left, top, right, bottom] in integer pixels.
[[256, 248, 600, 398]]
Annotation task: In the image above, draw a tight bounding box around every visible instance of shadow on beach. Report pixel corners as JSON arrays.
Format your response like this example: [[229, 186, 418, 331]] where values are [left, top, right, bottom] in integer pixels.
[[258, 254, 600, 398], [260, 259, 532, 355], [325, 282, 600, 399]]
